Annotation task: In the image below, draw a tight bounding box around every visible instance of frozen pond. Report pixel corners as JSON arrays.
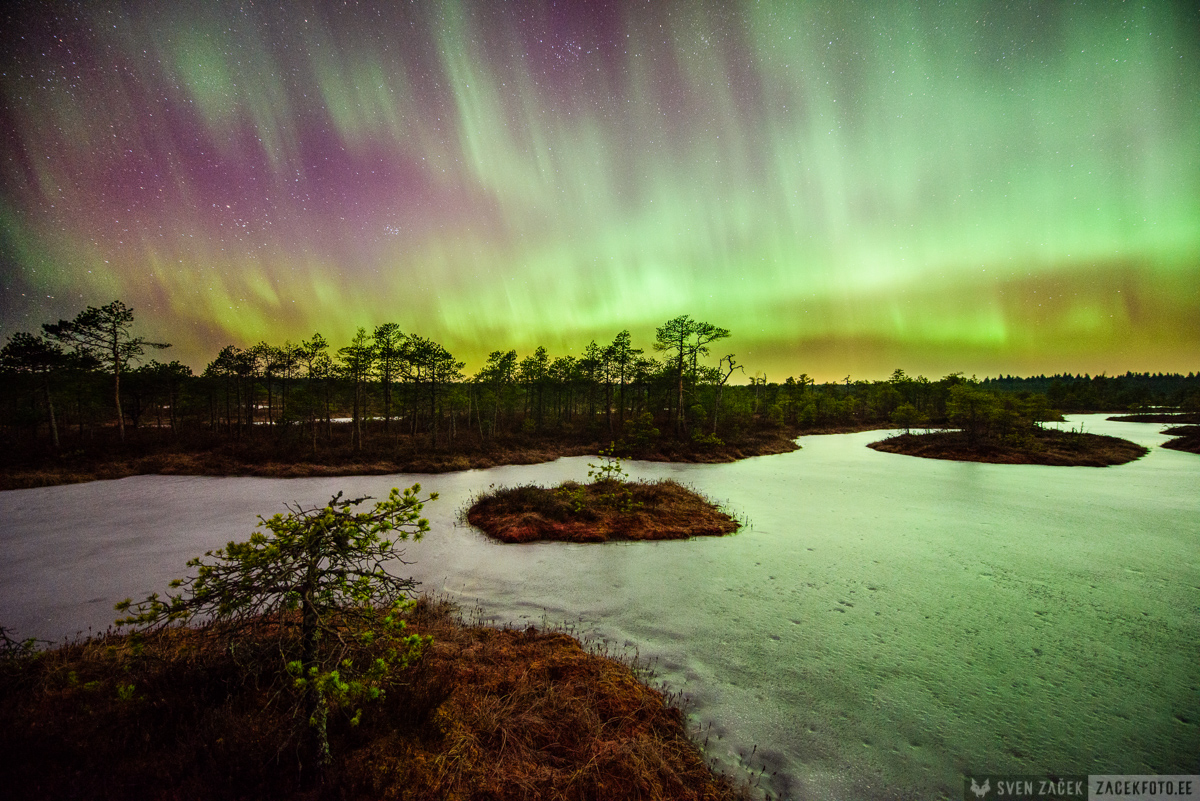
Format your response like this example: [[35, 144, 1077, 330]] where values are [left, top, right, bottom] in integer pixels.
[[1, 414, 1197, 799]]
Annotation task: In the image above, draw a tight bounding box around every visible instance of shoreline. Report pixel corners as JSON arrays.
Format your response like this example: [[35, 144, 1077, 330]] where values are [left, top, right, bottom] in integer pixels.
[[4, 416, 1177, 491], [0, 428, 806, 491], [867, 428, 1149, 466]]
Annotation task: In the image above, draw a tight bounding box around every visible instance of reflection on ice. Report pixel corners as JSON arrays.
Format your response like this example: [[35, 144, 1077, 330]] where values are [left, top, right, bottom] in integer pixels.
[[1, 415, 1196, 799]]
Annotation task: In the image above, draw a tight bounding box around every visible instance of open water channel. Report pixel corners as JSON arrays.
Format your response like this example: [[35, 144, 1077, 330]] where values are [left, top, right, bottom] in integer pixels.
[[1, 414, 1196, 799]]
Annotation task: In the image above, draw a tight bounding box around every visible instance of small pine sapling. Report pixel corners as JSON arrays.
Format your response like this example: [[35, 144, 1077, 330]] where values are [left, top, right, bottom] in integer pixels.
[[116, 484, 437, 774], [587, 443, 638, 512]]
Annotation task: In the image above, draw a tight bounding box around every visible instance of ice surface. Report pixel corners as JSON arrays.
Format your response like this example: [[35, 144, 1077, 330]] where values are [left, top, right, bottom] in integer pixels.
[[1, 415, 1196, 799]]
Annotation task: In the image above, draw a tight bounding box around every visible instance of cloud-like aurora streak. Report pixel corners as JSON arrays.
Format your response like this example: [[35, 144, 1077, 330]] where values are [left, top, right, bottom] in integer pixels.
[[2, 0, 1197, 380]]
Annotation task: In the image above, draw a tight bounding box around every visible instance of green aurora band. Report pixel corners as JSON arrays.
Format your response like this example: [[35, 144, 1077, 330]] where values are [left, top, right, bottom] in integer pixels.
[[2, 0, 1197, 380]]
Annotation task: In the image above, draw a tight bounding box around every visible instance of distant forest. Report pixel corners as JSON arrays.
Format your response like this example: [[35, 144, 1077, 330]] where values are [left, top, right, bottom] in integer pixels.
[[2, 300, 1198, 455]]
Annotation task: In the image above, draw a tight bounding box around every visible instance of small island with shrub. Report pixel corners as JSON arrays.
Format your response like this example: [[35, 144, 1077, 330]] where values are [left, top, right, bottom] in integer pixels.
[[465, 448, 740, 543], [870, 380, 1148, 466]]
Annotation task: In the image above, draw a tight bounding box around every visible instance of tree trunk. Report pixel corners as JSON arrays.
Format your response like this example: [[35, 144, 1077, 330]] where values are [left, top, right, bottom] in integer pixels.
[[324, 384, 332, 438], [352, 377, 361, 452], [297, 530, 333, 776], [479, 391, 486, 438], [618, 379, 626, 432], [673, 347, 685, 438], [245, 377, 255, 432], [465, 389, 472, 438], [114, 365, 125, 442], [383, 374, 391, 434], [713, 385, 723, 435], [430, 379, 438, 449], [605, 382, 613, 437], [234, 377, 242, 436], [44, 378, 59, 449]]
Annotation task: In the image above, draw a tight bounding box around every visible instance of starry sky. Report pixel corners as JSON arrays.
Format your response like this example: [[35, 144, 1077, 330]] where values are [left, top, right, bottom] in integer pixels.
[[2, 0, 1197, 381]]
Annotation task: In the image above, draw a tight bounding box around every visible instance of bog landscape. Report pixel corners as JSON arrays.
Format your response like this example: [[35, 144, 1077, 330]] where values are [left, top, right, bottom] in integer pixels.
[[1, 303, 1197, 799], [1, 2, 1198, 799]]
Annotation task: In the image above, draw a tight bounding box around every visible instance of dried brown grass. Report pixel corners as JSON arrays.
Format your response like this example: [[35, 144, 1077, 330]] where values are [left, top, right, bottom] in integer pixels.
[[0, 600, 752, 801], [465, 480, 740, 543]]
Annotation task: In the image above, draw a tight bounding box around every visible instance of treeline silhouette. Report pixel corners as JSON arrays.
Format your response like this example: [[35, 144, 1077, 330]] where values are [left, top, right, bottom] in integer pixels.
[[981, 373, 1199, 411], [2, 301, 1198, 466]]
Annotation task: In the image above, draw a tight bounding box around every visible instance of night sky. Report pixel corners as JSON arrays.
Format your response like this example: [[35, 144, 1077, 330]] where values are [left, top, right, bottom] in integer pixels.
[[2, 0, 1197, 381]]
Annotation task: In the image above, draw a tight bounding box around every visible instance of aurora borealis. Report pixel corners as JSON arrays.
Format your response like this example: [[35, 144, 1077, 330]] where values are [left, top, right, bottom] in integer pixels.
[[2, 0, 1197, 380]]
